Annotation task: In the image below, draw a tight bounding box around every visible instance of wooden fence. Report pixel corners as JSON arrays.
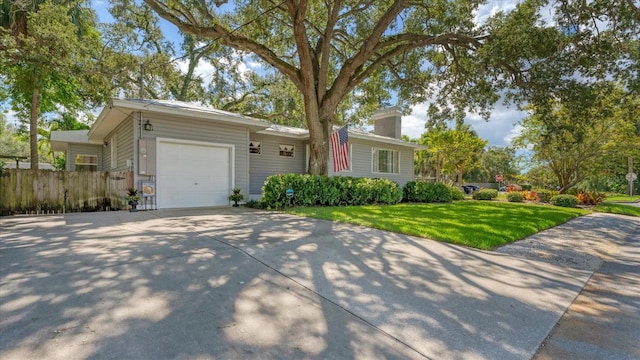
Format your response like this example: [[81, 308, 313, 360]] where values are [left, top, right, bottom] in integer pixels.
[[0, 169, 133, 215]]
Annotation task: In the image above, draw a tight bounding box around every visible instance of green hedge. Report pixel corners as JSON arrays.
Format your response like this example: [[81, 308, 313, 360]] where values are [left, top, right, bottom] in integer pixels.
[[507, 192, 524, 202], [403, 181, 453, 203], [450, 186, 465, 201], [551, 194, 579, 208], [473, 189, 499, 200], [261, 174, 402, 209], [537, 189, 559, 203]]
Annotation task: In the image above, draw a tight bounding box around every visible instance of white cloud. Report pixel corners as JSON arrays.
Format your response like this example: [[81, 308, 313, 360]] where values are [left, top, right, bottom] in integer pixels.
[[174, 58, 215, 83], [2, 109, 20, 128], [474, 0, 518, 25], [402, 103, 430, 140], [402, 102, 526, 147]]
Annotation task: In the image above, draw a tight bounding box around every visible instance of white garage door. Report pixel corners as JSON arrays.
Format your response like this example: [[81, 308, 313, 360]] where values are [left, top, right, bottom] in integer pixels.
[[157, 140, 231, 208]]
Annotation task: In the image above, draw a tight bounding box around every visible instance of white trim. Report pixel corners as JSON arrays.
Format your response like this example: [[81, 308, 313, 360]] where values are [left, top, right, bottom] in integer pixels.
[[155, 137, 235, 208], [371, 147, 400, 174], [110, 134, 118, 169]]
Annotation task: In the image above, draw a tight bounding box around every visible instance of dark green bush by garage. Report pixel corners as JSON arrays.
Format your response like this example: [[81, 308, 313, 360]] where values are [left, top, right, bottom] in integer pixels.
[[472, 189, 499, 200], [403, 181, 453, 203], [261, 174, 402, 209]]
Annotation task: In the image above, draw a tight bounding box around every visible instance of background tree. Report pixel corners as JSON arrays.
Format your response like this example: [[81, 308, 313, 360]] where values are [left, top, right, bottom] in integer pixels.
[[467, 146, 520, 183], [514, 84, 630, 193], [422, 128, 487, 185], [1, 0, 111, 169], [0, 114, 29, 168]]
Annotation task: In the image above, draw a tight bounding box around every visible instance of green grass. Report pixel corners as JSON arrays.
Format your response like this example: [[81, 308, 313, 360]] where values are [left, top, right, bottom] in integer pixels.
[[604, 194, 640, 202], [287, 201, 589, 250], [595, 203, 640, 217]]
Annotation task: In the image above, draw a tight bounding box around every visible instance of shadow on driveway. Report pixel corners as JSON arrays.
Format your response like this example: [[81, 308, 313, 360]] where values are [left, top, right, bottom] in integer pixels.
[[1, 208, 637, 359]]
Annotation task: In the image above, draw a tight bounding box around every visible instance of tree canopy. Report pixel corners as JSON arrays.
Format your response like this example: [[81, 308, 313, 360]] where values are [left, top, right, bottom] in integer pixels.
[[1, 0, 113, 168], [515, 84, 638, 192], [142, 0, 537, 175]]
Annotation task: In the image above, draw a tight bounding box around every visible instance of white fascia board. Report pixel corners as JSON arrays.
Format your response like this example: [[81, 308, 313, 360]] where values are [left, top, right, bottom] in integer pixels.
[[114, 99, 270, 130]]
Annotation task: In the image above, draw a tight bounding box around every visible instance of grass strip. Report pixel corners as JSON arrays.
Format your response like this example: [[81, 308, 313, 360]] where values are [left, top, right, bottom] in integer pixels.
[[595, 203, 640, 217], [287, 201, 588, 250]]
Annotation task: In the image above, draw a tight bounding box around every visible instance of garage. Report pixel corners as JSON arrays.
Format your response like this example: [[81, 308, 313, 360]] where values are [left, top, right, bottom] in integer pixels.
[[157, 139, 233, 208]]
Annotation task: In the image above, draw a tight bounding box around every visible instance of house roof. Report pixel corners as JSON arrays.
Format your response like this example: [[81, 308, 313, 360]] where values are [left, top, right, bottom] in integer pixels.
[[259, 124, 426, 149], [53, 98, 424, 150], [50, 130, 103, 152], [88, 98, 270, 140]]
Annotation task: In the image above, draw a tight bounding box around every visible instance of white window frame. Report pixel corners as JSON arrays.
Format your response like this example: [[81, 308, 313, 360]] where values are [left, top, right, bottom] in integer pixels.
[[110, 134, 118, 168], [279, 144, 294, 157], [249, 141, 261, 155], [75, 154, 98, 172], [372, 148, 399, 174]]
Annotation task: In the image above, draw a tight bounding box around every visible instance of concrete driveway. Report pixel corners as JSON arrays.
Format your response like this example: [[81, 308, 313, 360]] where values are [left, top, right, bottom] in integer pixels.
[[0, 208, 637, 359]]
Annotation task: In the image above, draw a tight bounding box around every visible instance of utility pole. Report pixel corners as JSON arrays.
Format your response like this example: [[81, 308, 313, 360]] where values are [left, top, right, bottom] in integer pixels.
[[139, 63, 144, 100], [629, 156, 635, 197]]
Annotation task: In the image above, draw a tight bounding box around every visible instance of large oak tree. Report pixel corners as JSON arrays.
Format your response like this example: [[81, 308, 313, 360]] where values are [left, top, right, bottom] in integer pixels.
[[143, 0, 530, 175]]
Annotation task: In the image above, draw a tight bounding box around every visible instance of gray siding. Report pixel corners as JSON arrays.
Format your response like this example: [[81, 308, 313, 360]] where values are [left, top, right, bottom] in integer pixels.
[[329, 138, 414, 187], [68, 144, 103, 171], [137, 112, 251, 197], [249, 134, 306, 194], [104, 115, 135, 172]]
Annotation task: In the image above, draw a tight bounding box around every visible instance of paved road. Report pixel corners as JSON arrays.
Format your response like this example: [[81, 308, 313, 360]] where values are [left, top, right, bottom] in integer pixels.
[[1, 208, 638, 359]]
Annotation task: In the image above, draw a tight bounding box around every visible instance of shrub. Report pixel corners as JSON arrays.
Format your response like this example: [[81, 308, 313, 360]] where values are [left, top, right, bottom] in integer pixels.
[[521, 190, 538, 201], [576, 191, 606, 205], [507, 192, 524, 202], [537, 189, 559, 203], [262, 174, 402, 209], [244, 200, 266, 209], [403, 181, 453, 203], [551, 194, 579, 208], [506, 184, 522, 192], [473, 189, 498, 200], [521, 184, 533, 191], [450, 186, 465, 201]]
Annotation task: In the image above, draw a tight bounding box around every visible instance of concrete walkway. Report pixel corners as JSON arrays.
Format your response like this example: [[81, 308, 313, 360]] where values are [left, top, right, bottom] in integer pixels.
[[1, 208, 638, 359]]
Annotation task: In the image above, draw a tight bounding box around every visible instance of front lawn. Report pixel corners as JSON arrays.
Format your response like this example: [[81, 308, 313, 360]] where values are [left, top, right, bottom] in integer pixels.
[[595, 203, 640, 217], [287, 201, 589, 250], [604, 194, 640, 202]]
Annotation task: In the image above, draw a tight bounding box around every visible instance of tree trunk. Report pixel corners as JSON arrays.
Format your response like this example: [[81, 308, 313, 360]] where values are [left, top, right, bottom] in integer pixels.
[[306, 105, 333, 176], [30, 81, 40, 170]]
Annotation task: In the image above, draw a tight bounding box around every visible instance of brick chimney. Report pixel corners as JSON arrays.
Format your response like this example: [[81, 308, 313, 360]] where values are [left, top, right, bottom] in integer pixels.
[[372, 107, 402, 139]]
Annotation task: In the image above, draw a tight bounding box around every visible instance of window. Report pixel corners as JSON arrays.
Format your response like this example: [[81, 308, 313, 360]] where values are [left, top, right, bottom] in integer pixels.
[[279, 144, 294, 157], [75, 154, 98, 171], [372, 148, 399, 174], [110, 134, 117, 168], [249, 141, 261, 155]]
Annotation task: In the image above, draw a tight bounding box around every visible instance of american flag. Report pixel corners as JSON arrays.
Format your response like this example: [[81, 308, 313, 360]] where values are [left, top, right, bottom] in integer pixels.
[[331, 125, 349, 172]]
